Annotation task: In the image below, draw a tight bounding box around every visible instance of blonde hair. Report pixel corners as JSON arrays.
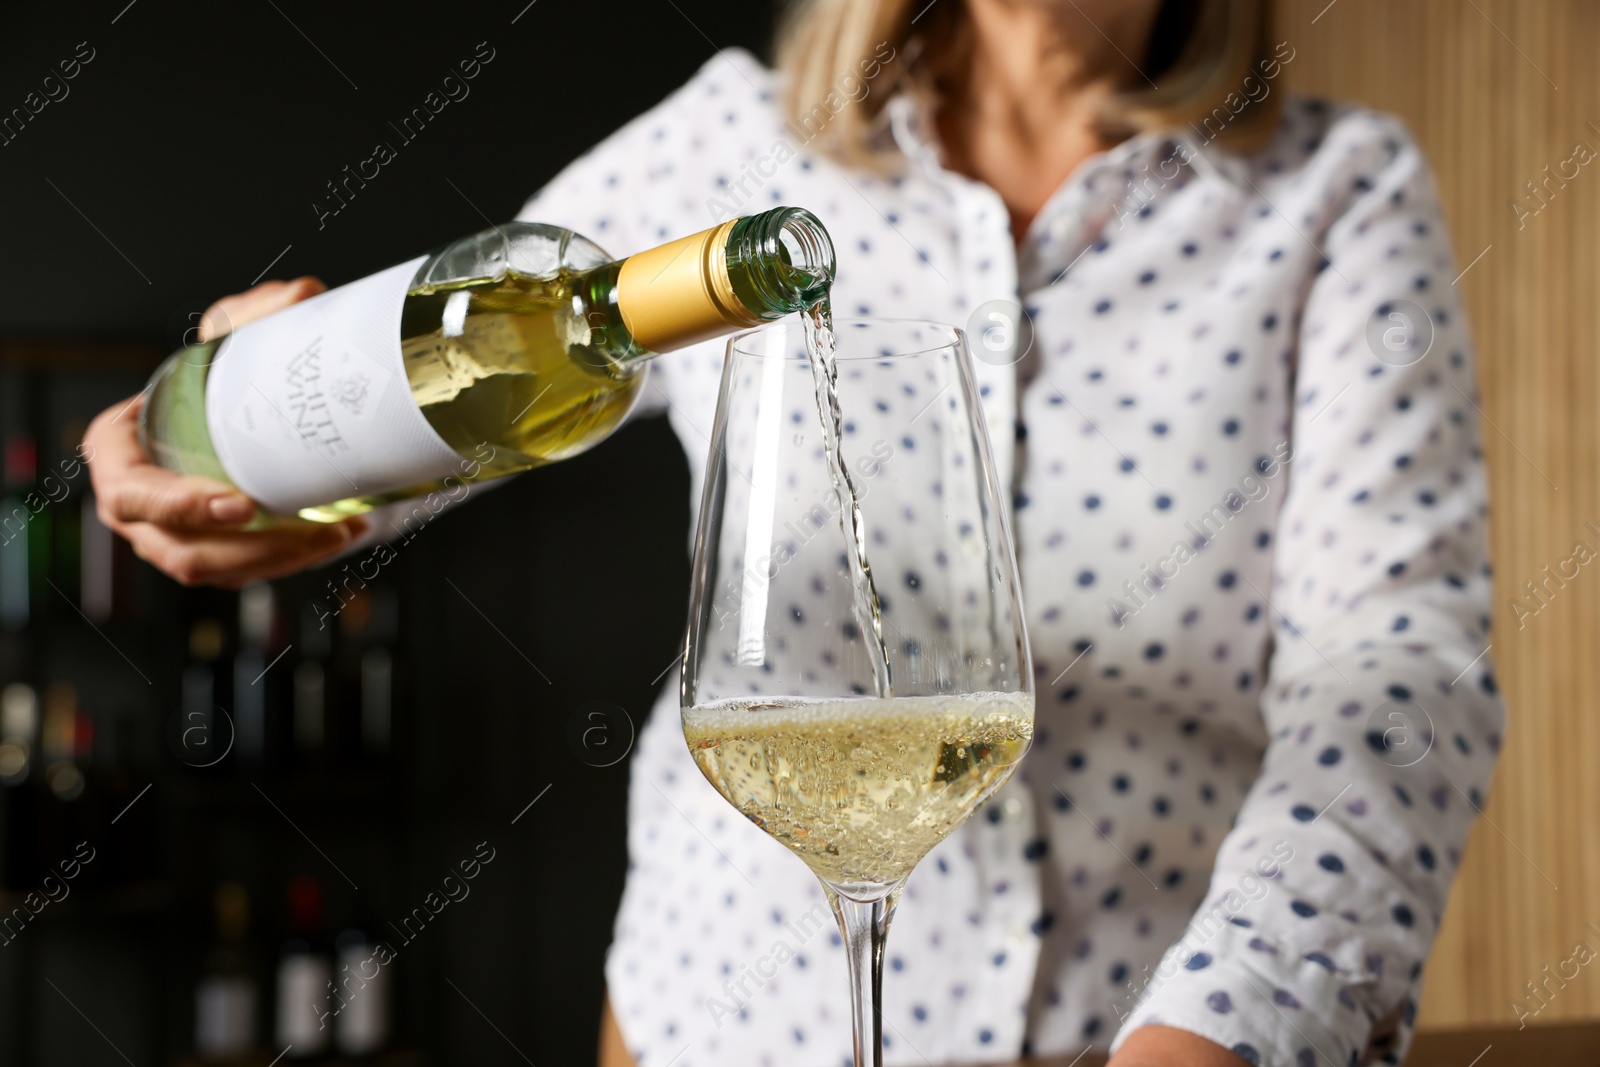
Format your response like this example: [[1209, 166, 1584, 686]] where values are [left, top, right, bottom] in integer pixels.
[[776, 0, 1282, 168]]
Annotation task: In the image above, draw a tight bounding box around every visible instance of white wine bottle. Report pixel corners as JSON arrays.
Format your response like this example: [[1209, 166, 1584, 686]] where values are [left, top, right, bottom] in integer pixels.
[[141, 208, 835, 522]]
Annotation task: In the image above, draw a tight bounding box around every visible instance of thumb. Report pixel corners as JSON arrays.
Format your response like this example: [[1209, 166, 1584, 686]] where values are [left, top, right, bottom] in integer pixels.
[[199, 276, 327, 341]]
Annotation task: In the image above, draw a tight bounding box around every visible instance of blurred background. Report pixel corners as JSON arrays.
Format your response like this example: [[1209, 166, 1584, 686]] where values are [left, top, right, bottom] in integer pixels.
[[0, 1, 770, 1064], [0, 1, 1596, 1064]]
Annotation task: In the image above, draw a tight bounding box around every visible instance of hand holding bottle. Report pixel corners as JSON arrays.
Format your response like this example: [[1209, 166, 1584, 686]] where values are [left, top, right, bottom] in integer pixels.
[[84, 277, 369, 589], [139, 210, 835, 522], [93, 208, 833, 587]]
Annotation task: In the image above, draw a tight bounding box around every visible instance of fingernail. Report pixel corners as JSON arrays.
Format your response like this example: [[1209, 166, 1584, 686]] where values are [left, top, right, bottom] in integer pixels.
[[208, 494, 255, 524]]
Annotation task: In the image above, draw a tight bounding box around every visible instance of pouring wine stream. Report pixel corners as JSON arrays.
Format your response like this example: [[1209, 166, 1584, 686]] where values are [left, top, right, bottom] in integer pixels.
[[801, 297, 895, 699]]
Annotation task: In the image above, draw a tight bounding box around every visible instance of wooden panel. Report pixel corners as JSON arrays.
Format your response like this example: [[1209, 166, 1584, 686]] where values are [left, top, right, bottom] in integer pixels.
[[1274, 0, 1600, 1029]]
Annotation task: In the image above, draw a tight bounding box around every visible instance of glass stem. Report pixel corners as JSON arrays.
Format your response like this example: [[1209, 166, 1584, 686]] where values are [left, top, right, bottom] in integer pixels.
[[825, 881, 904, 1067]]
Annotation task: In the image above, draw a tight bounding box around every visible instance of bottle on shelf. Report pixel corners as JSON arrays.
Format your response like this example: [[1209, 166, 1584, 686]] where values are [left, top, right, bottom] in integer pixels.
[[0, 682, 40, 889], [334, 587, 396, 770], [232, 583, 278, 771], [181, 619, 227, 770], [0, 681, 36, 786], [41, 681, 84, 803], [275, 874, 331, 1059], [140, 207, 834, 523], [195, 881, 260, 1063], [0, 435, 45, 629], [78, 489, 112, 621], [79, 486, 132, 623], [31, 682, 97, 891], [50, 420, 87, 607], [330, 590, 368, 769], [292, 601, 331, 773], [358, 585, 398, 766], [333, 915, 391, 1058]]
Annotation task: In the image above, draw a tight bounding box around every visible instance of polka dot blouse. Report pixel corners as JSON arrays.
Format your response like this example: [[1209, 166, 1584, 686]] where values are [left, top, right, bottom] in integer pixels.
[[518, 49, 1505, 1067]]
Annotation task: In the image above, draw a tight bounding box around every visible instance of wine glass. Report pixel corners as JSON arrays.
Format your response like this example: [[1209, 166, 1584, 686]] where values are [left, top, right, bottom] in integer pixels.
[[681, 317, 1034, 1066]]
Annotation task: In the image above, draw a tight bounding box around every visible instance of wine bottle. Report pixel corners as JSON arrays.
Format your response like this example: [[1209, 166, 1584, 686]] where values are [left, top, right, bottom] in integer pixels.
[[332, 921, 390, 1057], [41, 681, 84, 802], [195, 881, 260, 1062], [335, 586, 395, 768], [141, 208, 835, 523], [0, 435, 41, 629], [0, 683, 40, 890], [0, 681, 36, 787], [357, 586, 397, 765], [232, 583, 277, 770], [274, 875, 332, 1058], [292, 602, 331, 772], [51, 422, 86, 608], [181, 620, 225, 769], [79, 489, 117, 621]]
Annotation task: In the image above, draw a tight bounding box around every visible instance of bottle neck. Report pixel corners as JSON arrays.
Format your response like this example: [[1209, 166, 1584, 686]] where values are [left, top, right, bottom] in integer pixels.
[[725, 207, 834, 316], [613, 207, 833, 354]]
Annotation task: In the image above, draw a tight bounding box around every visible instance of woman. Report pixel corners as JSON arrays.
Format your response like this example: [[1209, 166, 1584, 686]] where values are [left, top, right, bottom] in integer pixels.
[[86, 1, 1504, 1064]]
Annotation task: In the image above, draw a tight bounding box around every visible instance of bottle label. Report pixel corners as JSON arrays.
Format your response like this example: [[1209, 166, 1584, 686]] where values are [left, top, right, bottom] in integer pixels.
[[205, 256, 463, 516], [335, 940, 390, 1053], [196, 975, 257, 1056], [276, 955, 332, 1050]]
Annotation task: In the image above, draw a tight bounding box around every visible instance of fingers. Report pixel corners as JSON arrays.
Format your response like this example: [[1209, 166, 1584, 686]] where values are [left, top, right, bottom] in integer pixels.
[[98, 467, 255, 529], [83, 272, 353, 590], [85, 395, 255, 531], [124, 516, 370, 589], [85, 392, 369, 587], [81, 270, 359, 592], [199, 275, 327, 341]]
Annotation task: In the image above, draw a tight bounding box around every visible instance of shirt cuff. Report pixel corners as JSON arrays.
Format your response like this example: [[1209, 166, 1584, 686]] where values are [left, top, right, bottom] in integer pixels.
[[1109, 921, 1373, 1067]]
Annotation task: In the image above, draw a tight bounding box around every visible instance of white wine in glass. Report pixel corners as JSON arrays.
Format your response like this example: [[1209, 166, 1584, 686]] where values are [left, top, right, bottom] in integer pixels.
[[682, 317, 1034, 1065]]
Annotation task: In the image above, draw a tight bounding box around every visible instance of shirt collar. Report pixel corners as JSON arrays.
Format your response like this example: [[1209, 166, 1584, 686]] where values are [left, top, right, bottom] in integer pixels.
[[884, 92, 1253, 214]]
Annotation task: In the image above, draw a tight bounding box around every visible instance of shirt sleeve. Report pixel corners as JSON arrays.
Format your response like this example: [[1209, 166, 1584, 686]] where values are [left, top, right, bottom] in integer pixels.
[[345, 52, 767, 552], [1111, 111, 1506, 1067], [339, 62, 728, 548], [512, 50, 766, 425], [515, 113, 668, 422]]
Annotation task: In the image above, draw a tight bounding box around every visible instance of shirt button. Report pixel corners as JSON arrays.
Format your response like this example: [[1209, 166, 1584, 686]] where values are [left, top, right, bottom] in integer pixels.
[[1001, 796, 1024, 820]]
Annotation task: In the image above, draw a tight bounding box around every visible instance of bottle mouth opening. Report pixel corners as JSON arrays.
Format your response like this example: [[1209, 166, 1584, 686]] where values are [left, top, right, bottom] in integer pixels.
[[728, 207, 836, 313], [773, 210, 835, 304]]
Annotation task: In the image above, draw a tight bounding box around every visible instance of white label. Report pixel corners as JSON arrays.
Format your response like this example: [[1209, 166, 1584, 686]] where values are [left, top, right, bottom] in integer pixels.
[[335, 941, 391, 1054], [206, 256, 463, 516], [275, 955, 332, 1050], [196, 975, 257, 1056]]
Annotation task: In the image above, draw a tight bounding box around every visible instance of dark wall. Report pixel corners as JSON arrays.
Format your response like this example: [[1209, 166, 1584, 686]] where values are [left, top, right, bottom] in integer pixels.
[[0, 2, 780, 1065], [0, 0, 778, 338]]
